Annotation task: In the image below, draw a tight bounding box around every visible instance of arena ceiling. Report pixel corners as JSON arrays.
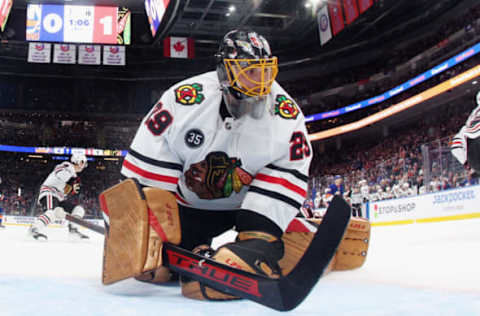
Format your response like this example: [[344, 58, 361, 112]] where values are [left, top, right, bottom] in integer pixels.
[[0, 0, 475, 80]]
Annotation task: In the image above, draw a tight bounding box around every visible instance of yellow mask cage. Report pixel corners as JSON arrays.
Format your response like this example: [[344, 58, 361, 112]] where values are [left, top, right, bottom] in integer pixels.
[[223, 57, 278, 97]]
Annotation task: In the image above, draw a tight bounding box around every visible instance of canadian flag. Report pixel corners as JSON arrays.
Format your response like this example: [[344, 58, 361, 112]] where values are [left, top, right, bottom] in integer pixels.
[[164, 36, 195, 59]]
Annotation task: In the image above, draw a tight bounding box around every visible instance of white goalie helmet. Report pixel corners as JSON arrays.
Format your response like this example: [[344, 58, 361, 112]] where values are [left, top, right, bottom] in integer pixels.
[[71, 153, 88, 167]]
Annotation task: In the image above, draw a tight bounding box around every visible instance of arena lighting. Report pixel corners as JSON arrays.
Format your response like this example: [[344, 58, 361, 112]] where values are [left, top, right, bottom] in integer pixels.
[[305, 42, 480, 123], [27, 155, 44, 158], [308, 64, 480, 142], [104, 157, 119, 161]]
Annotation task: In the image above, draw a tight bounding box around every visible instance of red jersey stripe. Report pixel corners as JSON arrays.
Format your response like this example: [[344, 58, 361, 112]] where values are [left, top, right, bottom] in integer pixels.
[[175, 193, 190, 205], [285, 218, 315, 233], [123, 160, 178, 184], [255, 173, 306, 197]]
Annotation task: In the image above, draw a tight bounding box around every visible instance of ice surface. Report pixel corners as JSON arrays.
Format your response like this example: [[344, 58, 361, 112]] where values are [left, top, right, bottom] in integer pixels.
[[1, 219, 479, 316]]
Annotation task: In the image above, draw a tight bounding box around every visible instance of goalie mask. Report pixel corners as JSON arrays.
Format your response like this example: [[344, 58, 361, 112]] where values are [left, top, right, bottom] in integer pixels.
[[216, 29, 278, 119]]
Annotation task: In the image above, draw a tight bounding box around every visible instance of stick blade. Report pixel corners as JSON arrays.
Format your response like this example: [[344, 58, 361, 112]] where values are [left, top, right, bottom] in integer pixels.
[[278, 195, 351, 310]]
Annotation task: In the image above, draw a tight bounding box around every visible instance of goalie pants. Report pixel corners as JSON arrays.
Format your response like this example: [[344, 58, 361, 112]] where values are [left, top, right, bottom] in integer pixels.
[[177, 205, 283, 251]]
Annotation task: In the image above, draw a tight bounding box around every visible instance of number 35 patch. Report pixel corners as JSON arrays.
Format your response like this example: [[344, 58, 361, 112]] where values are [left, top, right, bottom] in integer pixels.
[[290, 131, 310, 160], [185, 129, 205, 148]]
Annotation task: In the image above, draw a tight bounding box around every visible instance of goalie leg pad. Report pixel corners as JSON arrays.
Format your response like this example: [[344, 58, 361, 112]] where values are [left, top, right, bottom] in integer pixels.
[[333, 217, 370, 271], [100, 179, 181, 285], [134, 266, 173, 284], [181, 232, 282, 301]]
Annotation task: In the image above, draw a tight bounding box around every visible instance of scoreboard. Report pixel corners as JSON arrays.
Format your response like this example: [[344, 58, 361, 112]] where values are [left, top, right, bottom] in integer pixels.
[[26, 4, 130, 45]]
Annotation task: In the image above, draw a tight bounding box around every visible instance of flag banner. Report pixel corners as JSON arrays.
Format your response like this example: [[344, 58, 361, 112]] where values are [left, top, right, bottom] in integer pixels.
[[0, 0, 12, 32], [343, 0, 359, 24], [28, 42, 51, 63], [318, 6, 332, 46], [328, 0, 345, 36], [103, 45, 126, 66], [163, 36, 195, 59], [53, 44, 76, 64], [358, 0, 373, 14], [78, 45, 101, 65]]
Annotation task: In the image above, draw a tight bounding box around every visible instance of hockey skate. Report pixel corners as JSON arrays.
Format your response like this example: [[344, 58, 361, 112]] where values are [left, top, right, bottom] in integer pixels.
[[28, 226, 47, 240], [68, 223, 89, 239]]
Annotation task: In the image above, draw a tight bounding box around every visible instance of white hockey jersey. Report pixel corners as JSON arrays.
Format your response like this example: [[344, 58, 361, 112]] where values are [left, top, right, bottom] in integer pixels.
[[121, 71, 312, 231], [38, 161, 77, 202], [451, 98, 480, 165]]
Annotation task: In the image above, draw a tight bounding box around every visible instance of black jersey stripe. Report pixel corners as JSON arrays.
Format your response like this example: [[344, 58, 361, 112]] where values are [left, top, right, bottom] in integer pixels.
[[249, 186, 302, 209], [265, 164, 309, 183], [128, 148, 183, 171]]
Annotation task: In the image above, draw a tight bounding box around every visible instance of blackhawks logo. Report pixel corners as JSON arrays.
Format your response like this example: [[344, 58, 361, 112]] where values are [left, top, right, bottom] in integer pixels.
[[184, 152, 253, 200], [274, 94, 299, 119], [175, 83, 205, 105]]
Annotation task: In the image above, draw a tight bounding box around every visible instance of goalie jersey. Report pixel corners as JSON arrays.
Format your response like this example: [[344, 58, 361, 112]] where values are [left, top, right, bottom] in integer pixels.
[[121, 71, 312, 231], [38, 161, 77, 202]]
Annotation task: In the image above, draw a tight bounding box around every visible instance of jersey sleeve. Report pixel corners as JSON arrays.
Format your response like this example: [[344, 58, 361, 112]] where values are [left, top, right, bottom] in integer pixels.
[[450, 126, 466, 165], [55, 163, 76, 184], [241, 118, 312, 232], [121, 92, 183, 192]]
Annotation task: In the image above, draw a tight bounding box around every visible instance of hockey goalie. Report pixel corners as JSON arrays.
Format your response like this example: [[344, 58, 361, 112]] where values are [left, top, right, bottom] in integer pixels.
[[100, 28, 370, 305]]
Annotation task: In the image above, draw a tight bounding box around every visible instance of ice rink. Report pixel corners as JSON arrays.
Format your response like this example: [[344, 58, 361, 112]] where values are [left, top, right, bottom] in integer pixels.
[[1, 218, 479, 316]]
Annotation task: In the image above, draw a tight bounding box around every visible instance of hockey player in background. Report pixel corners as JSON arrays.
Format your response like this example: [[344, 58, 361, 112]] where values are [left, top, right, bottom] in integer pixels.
[[28, 153, 89, 240], [350, 185, 363, 217], [451, 91, 480, 175], [100, 29, 316, 300]]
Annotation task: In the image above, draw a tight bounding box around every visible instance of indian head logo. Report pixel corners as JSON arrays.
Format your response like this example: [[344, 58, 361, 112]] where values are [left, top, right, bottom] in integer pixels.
[[184, 152, 253, 199], [274, 94, 299, 119], [175, 83, 205, 105]]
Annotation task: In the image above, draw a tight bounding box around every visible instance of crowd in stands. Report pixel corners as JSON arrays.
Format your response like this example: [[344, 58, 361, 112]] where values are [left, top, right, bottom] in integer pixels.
[[0, 88, 477, 218], [307, 94, 479, 210]]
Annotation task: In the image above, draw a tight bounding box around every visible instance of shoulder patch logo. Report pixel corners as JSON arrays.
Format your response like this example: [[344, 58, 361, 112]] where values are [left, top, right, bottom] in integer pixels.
[[274, 94, 299, 119], [175, 83, 205, 105]]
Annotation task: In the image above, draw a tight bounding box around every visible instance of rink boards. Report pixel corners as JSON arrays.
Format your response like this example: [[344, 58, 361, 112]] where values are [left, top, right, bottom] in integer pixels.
[[2, 215, 104, 228], [3, 184, 480, 228], [367, 184, 480, 226]]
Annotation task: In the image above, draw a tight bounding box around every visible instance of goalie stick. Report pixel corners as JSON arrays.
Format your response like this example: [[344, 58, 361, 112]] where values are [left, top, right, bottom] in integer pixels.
[[53, 207, 105, 235], [61, 196, 350, 311]]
